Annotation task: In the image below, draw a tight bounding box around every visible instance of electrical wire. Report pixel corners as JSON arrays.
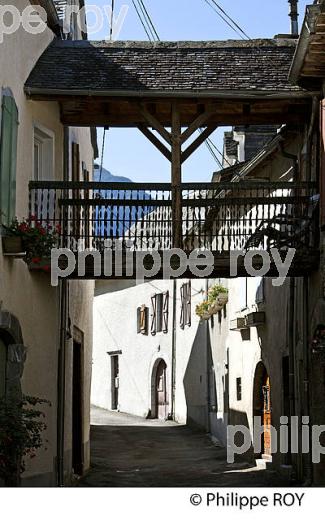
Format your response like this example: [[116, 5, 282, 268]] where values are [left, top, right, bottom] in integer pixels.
[[209, 0, 251, 40], [138, 0, 160, 40], [202, 0, 250, 40], [110, 0, 115, 40], [132, 0, 153, 41]]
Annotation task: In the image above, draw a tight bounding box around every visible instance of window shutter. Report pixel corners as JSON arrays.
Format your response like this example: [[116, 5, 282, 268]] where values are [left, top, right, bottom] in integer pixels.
[[0, 95, 18, 226], [186, 281, 191, 328], [151, 296, 157, 336], [71, 142, 81, 239], [180, 282, 191, 329], [180, 284, 185, 330], [137, 305, 149, 335], [163, 291, 169, 334]]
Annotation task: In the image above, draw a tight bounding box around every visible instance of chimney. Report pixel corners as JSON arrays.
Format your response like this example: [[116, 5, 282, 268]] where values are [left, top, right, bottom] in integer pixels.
[[289, 0, 299, 36]]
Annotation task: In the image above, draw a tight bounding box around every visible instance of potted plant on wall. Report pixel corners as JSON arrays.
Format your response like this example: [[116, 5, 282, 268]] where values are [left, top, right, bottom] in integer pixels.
[[1, 214, 25, 255], [1, 216, 60, 271], [208, 284, 229, 314]]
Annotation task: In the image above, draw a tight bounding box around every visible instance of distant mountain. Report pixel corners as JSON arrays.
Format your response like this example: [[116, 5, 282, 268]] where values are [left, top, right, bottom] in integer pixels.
[[92, 164, 153, 240], [93, 164, 132, 183]]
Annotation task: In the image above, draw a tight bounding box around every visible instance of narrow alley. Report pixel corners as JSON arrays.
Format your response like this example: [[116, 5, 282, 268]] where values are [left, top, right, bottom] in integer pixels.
[[78, 408, 291, 488]]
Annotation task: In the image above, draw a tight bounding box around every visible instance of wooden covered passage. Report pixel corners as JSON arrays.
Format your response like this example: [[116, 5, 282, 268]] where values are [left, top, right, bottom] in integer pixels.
[[24, 38, 320, 278]]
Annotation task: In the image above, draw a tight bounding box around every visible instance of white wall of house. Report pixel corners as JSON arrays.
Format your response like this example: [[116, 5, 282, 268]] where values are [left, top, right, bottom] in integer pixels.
[[92, 278, 211, 429]]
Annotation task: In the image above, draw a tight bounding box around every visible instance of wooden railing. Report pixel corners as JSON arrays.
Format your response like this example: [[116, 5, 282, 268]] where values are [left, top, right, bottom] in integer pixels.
[[28, 181, 319, 254]]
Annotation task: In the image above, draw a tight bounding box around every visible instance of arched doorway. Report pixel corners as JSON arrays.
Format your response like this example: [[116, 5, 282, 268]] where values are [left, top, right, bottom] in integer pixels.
[[253, 362, 272, 457], [151, 359, 168, 420]]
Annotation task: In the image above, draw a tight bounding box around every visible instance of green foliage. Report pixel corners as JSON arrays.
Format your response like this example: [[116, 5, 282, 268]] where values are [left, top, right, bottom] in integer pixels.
[[195, 301, 210, 318], [208, 284, 228, 303], [0, 395, 51, 484]]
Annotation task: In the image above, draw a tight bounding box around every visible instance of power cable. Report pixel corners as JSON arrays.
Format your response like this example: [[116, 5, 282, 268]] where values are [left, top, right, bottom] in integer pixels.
[[202, 0, 249, 40], [209, 0, 251, 40], [132, 0, 153, 41], [110, 0, 115, 40], [138, 0, 160, 40]]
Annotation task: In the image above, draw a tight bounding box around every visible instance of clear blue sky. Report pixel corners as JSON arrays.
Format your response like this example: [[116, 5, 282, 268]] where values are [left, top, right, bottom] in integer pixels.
[[86, 0, 311, 182]]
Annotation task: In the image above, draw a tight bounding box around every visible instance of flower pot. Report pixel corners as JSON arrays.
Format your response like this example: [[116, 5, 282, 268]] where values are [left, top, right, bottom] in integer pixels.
[[209, 293, 228, 314], [27, 258, 51, 273], [209, 301, 224, 315], [1, 236, 25, 255], [200, 311, 211, 321]]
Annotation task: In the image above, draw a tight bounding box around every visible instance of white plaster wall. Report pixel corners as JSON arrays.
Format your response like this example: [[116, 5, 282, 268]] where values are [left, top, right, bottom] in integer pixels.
[[92, 278, 209, 428]]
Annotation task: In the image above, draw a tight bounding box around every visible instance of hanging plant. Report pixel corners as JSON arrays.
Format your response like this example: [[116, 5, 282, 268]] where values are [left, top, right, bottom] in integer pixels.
[[208, 284, 229, 314], [195, 301, 211, 320]]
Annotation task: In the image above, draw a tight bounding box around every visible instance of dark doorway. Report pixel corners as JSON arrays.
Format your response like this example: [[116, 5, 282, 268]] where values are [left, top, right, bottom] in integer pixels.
[[72, 339, 83, 476], [155, 360, 168, 420], [253, 362, 272, 457], [111, 355, 119, 410]]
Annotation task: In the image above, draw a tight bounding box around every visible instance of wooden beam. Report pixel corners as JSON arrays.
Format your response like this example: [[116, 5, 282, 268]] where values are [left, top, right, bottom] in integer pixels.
[[138, 103, 172, 145], [180, 106, 216, 144], [181, 125, 218, 163], [137, 125, 172, 161], [171, 101, 182, 249]]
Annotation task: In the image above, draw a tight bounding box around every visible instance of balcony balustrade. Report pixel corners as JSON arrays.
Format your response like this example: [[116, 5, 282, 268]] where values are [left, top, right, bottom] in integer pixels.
[[28, 180, 319, 278]]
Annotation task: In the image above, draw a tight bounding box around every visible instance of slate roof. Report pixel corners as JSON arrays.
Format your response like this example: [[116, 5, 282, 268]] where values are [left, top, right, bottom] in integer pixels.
[[25, 39, 306, 97]]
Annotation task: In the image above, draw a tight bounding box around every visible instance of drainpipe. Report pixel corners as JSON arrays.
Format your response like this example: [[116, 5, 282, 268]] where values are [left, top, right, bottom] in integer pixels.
[[303, 276, 313, 485], [57, 126, 69, 486], [206, 279, 211, 434], [288, 278, 296, 469], [170, 279, 177, 420]]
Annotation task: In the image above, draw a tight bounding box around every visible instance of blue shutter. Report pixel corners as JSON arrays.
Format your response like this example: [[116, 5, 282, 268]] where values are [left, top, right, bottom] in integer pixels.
[[0, 95, 18, 226]]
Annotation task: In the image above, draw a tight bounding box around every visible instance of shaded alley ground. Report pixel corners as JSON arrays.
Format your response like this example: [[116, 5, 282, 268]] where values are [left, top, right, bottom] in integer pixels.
[[78, 407, 291, 487]]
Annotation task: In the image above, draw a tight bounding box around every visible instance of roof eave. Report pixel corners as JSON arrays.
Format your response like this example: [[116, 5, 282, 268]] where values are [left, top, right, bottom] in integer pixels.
[[24, 87, 314, 100], [30, 0, 62, 37], [289, 4, 321, 84]]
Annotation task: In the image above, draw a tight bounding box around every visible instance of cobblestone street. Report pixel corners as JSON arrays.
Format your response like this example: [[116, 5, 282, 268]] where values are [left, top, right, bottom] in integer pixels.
[[78, 407, 290, 487]]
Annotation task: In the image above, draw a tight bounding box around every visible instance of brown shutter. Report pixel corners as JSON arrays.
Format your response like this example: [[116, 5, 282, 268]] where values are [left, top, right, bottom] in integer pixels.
[[138, 305, 149, 335], [151, 296, 157, 336], [163, 291, 169, 334]]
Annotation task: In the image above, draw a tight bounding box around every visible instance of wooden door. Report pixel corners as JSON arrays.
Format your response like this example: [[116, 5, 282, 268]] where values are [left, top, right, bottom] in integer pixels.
[[156, 360, 167, 420], [262, 376, 271, 456]]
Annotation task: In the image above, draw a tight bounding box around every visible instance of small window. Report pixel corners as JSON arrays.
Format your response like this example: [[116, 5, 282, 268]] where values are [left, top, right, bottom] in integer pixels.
[[236, 378, 242, 401], [0, 93, 18, 226], [151, 292, 169, 335], [180, 281, 191, 329]]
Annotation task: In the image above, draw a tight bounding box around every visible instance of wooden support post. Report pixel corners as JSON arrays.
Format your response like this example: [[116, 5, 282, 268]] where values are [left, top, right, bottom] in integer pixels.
[[171, 102, 182, 249]]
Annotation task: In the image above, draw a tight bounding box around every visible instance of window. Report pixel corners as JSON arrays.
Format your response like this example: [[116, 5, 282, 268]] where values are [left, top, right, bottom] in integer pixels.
[[180, 281, 191, 329], [33, 125, 54, 181], [0, 93, 18, 226], [151, 292, 169, 335], [236, 378, 242, 401], [137, 305, 149, 335]]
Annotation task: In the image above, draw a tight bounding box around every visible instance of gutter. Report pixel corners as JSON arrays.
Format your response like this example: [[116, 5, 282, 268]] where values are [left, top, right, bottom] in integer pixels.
[[24, 87, 315, 100]]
